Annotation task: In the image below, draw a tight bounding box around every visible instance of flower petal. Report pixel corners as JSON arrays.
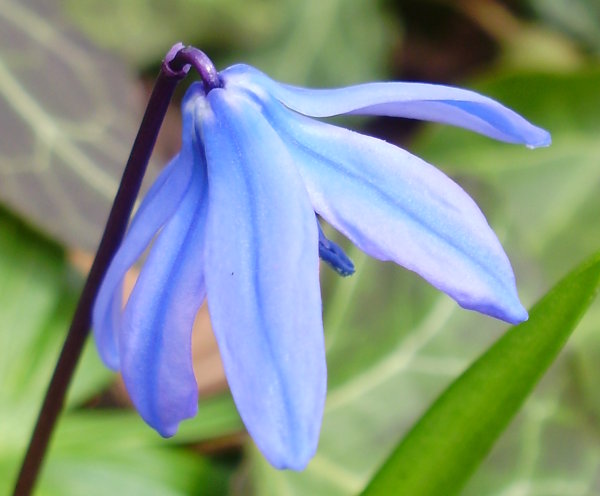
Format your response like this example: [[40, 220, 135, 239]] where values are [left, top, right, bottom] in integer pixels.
[[92, 85, 202, 369], [259, 97, 527, 324], [199, 88, 325, 470], [222, 64, 550, 147], [119, 155, 208, 437]]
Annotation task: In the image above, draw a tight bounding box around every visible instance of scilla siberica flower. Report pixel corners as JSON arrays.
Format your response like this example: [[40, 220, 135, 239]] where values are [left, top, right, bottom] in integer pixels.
[[93, 48, 550, 470]]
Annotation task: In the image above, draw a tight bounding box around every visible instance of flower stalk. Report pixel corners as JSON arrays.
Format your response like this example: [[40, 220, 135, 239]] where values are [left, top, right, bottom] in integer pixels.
[[12, 43, 195, 496]]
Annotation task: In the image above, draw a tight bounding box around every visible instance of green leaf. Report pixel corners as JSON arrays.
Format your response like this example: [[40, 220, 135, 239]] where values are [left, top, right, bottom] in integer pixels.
[[361, 252, 600, 496], [18, 445, 230, 496], [0, 207, 112, 449], [62, 0, 283, 68], [50, 393, 241, 453], [528, 0, 600, 54], [63, 0, 399, 86], [242, 0, 398, 87], [0, 0, 155, 250]]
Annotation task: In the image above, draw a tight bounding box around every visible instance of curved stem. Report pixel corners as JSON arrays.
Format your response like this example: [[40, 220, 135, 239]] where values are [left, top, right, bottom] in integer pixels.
[[166, 44, 222, 91], [12, 44, 190, 496]]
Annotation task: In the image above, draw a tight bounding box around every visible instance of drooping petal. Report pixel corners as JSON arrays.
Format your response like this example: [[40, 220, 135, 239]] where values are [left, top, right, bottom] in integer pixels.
[[92, 159, 190, 369], [92, 84, 205, 369], [118, 154, 208, 437], [259, 96, 527, 324], [222, 64, 550, 147], [198, 88, 325, 470]]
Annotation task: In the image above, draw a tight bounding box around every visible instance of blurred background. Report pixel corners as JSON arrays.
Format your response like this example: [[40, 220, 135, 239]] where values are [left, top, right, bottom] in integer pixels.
[[1, 0, 599, 494]]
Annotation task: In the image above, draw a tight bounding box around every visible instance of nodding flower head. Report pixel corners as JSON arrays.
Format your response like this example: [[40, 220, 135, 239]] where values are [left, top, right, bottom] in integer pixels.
[[92, 47, 550, 471]]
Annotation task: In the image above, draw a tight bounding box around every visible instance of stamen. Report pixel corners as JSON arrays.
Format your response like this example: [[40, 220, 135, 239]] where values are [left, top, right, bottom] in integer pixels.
[[317, 220, 355, 277]]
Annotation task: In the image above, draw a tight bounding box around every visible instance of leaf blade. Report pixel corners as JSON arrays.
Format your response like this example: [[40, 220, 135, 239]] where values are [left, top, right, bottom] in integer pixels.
[[361, 251, 600, 496]]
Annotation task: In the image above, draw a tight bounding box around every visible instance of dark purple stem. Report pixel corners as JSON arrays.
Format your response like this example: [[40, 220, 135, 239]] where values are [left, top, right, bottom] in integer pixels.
[[166, 44, 222, 91], [11, 43, 205, 496]]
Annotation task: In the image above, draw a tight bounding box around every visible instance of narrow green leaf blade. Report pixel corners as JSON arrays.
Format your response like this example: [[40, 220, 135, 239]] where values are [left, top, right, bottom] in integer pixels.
[[361, 252, 600, 496]]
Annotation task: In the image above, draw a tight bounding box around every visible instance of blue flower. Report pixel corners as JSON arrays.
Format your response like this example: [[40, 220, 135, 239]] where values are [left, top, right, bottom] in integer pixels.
[[92, 62, 550, 470]]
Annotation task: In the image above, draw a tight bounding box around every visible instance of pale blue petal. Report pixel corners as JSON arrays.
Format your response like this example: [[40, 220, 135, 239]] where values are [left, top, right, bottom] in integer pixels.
[[199, 88, 325, 470], [119, 156, 208, 437], [260, 97, 527, 324], [222, 64, 550, 147], [93, 157, 177, 370], [92, 86, 202, 369]]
